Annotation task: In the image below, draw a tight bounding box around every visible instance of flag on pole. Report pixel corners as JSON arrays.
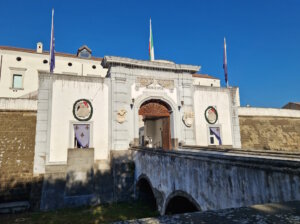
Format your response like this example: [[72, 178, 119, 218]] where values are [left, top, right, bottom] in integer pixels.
[[149, 18, 155, 61], [50, 9, 55, 73], [223, 37, 228, 87]]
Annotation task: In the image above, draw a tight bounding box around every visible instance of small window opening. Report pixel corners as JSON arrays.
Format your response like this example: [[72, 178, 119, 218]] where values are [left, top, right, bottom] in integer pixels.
[[12, 74, 23, 89], [74, 124, 90, 148], [68, 62, 72, 67], [92, 65, 96, 69], [16, 57, 22, 61], [43, 59, 48, 64]]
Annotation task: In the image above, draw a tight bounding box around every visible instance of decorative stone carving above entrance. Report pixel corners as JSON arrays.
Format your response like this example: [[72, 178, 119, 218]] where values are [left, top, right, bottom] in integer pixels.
[[117, 109, 127, 123], [136, 77, 174, 90], [182, 109, 194, 127], [139, 101, 170, 117]]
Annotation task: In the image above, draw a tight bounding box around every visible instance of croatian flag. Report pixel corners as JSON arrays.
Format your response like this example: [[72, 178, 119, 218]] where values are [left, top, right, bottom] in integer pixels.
[[149, 18, 155, 61], [223, 37, 228, 87], [49, 9, 55, 73]]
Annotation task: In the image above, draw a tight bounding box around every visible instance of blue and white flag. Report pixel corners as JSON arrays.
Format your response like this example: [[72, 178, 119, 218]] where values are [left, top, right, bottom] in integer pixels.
[[49, 9, 55, 73], [210, 127, 222, 145]]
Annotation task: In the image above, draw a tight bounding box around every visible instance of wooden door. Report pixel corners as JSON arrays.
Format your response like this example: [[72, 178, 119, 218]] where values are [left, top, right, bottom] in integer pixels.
[[162, 116, 171, 150]]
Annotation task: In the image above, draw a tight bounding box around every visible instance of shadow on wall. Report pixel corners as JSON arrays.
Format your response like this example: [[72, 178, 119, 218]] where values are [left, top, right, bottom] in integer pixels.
[[40, 155, 136, 211], [0, 174, 44, 211], [0, 156, 136, 212]]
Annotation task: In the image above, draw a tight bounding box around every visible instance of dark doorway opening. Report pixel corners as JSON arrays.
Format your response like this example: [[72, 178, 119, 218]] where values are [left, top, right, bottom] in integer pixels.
[[136, 178, 157, 211], [139, 99, 172, 150], [165, 196, 199, 215]]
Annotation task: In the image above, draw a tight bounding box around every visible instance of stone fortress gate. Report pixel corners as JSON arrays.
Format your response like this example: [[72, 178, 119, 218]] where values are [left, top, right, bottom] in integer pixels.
[[32, 56, 298, 213]]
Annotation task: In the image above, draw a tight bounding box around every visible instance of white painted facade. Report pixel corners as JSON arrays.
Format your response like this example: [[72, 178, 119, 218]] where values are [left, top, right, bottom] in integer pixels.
[[0, 44, 107, 99], [194, 87, 239, 146], [193, 75, 221, 87], [34, 74, 109, 174], [31, 55, 242, 174], [238, 106, 300, 118]]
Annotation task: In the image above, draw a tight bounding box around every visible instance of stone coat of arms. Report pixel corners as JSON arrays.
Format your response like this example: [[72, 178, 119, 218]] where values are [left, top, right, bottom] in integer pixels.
[[117, 109, 127, 123], [182, 110, 194, 127]]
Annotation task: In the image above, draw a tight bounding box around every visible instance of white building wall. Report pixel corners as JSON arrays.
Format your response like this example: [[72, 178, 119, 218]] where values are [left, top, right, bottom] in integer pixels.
[[34, 74, 109, 174], [49, 77, 109, 163], [193, 77, 221, 87], [0, 49, 107, 98], [238, 107, 300, 118], [194, 87, 233, 146], [0, 98, 37, 110]]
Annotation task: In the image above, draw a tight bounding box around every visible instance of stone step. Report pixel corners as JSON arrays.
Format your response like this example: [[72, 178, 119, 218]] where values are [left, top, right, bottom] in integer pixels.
[[0, 201, 30, 214]]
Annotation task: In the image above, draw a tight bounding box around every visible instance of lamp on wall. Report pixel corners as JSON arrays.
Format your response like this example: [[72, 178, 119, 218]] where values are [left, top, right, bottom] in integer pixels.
[[130, 98, 135, 109], [178, 100, 184, 111]]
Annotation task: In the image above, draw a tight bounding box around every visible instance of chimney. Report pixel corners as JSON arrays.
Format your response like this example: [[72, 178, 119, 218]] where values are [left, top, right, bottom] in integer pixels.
[[37, 42, 43, 53]]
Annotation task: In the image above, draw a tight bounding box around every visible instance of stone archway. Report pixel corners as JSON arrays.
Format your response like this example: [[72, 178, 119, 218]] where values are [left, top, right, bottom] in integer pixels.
[[163, 190, 201, 215], [138, 100, 172, 150]]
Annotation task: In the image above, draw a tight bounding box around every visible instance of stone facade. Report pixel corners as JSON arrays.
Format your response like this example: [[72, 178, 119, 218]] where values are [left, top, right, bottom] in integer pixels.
[[0, 110, 42, 209], [239, 116, 300, 151]]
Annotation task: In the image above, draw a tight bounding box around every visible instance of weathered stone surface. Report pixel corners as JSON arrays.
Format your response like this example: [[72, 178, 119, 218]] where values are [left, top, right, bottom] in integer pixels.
[[133, 148, 300, 215], [0, 111, 42, 208], [239, 116, 300, 151]]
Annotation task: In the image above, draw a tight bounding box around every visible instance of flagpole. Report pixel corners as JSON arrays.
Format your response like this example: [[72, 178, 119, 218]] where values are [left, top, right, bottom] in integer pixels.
[[50, 9, 55, 73], [149, 18, 154, 61], [223, 37, 229, 88]]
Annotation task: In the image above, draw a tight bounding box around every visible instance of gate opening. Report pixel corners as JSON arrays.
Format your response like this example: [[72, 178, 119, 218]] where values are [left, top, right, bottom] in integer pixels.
[[138, 100, 172, 150], [136, 178, 157, 210], [165, 195, 199, 215]]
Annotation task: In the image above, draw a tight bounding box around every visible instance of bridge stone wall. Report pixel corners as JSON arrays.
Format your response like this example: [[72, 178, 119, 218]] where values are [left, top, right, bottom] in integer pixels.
[[133, 148, 300, 215]]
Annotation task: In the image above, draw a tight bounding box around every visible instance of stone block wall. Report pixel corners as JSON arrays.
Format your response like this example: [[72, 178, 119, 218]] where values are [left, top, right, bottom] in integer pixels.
[[0, 110, 43, 208], [239, 116, 300, 151], [40, 149, 135, 210]]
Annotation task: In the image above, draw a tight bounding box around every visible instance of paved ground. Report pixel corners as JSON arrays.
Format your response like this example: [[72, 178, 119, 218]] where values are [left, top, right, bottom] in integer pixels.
[[115, 201, 300, 224]]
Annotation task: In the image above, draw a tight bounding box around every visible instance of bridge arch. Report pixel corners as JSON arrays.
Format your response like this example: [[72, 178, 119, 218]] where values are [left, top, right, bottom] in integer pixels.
[[136, 175, 158, 211], [163, 190, 201, 215]]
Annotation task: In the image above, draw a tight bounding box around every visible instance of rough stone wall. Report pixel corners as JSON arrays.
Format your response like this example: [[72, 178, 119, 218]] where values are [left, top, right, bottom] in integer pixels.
[[239, 116, 300, 151], [0, 110, 42, 208]]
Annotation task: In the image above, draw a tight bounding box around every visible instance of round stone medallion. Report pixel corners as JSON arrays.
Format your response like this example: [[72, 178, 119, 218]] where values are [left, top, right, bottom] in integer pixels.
[[73, 99, 93, 121], [205, 106, 218, 124]]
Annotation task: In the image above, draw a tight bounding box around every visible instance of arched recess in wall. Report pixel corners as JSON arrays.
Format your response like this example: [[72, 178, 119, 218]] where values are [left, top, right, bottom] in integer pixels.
[[134, 94, 178, 149], [136, 175, 157, 211], [163, 190, 200, 215]]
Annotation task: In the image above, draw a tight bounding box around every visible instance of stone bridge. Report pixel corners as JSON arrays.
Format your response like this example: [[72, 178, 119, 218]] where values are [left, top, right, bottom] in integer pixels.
[[132, 147, 300, 215]]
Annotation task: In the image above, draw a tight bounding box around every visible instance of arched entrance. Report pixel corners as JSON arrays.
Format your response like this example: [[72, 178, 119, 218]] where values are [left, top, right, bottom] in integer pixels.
[[138, 99, 172, 150]]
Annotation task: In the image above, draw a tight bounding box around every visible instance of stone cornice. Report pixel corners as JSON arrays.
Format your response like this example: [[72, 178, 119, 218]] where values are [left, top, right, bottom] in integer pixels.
[[102, 56, 200, 73], [38, 72, 105, 83]]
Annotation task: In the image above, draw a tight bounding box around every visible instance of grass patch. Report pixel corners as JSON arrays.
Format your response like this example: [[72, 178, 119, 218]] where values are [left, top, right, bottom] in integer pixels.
[[1, 201, 159, 224]]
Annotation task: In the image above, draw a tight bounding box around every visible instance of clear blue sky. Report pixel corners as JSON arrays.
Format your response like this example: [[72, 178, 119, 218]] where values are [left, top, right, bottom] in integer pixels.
[[0, 0, 299, 108]]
